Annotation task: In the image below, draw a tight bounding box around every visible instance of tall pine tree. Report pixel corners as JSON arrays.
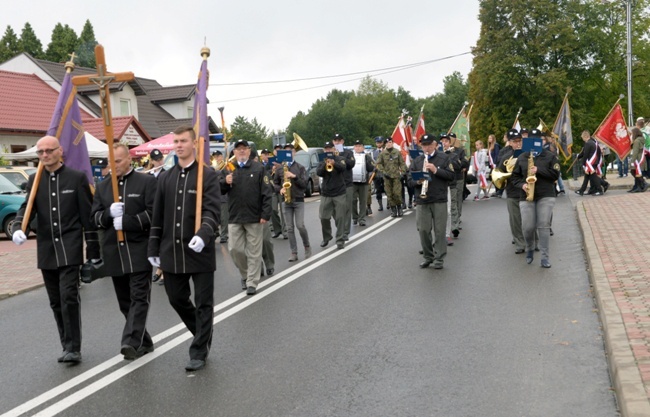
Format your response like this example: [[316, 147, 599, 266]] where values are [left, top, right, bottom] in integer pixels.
[[19, 22, 44, 59], [0, 25, 20, 63], [76, 20, 98, 68], [45, 23, 78, 63]]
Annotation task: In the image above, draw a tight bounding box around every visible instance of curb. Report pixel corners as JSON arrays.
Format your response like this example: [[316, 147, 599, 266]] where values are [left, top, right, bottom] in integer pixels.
[[0, 283, 44, 300], [576, 202, 650, 417]]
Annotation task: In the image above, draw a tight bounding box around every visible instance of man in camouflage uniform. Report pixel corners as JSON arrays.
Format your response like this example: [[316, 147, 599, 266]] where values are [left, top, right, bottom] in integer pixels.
[[376, 137, 407, 217]]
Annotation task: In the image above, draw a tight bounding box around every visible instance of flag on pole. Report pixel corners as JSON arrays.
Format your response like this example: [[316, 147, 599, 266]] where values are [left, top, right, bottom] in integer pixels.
[[449, 105, 470, 156], [404, 116, 413, 149], [390, 113, 409, 163], [414, 107, 426, 146], [594, 103, 632, 160], [552, 94, 573, 159], [47, 71, 93, 184], [192, 58, 210, 165]]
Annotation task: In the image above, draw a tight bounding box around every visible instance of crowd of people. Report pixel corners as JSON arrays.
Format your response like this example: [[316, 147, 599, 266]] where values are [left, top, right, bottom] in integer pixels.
[[12, 120, 642, 373]]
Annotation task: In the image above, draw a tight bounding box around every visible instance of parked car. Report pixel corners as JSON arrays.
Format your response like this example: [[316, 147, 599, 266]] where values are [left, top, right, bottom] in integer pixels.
[[0, 175, 31, 238], [294, 147, 323, 197], [0, 166, 37, 190]]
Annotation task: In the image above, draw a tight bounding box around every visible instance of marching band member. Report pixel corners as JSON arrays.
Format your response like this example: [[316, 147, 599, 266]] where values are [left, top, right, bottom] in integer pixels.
[[473, 140, 489, 200], [148, 149, 165, 178], [351, 140, 375, 227], [148, 125, 221, 371], [274, 143, 311, 261], [91, 144, 157, 360], [448, 133, 469, 237], [511, 129, 560, 268], [376, 137, 407, 217], [317, 141, 347, 249], [256, 151, 275, 278], [499, 129, 526, 254], [372, 136, 386, 211], [11, 136, 100, 364], [221, 139, 272, 295], [332, 133, 356, 241], [270, 144, 288, 239], [408, 134, 455, 269], [439, 134, 461, 239]]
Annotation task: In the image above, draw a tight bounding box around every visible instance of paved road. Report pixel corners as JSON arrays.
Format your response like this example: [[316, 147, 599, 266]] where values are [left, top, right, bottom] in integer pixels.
[[0, 189, 617, 417]]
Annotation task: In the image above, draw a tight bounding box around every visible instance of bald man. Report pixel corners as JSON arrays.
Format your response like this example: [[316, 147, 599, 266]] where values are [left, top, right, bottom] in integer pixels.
[[11, 136, 100, 364]]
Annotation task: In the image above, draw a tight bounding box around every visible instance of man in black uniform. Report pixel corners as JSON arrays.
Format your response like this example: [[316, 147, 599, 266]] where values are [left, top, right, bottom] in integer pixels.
[[332, 133, 356, 241], [91, 144, 157, 360], [148, 125, 221, 372], [221, 139, 272, 295], [448, 132, 469, 237], [317, 141, 347, 249], [408, 134, 455, 269], [498, 129, 526, 254], [11, 135, 100, 364], [511, 129, 561, 268], [575, 130, 603, 196]]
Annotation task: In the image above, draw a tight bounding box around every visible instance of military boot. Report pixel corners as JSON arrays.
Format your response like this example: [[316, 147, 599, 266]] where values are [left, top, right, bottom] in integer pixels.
[[397, 206, 403, 217], [390, 206, 398, 217], [377, 199, 383, 211]]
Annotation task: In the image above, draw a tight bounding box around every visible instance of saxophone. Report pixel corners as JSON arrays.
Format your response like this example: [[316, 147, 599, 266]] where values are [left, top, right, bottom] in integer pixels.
[[525, 153, 537, 202], [282, 162, 292, 204]]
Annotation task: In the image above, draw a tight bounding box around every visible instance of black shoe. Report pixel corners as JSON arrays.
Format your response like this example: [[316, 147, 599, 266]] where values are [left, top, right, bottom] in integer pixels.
[[628, 188, 638, 193], [185, 359, 206, 371], [359, 221, 366, 226], [320, 239, 330, 247], [220, 236, 228, 243], [136, 345, 154, 357], [337, 242, 345, 249], [62, 351, 82, 363], [526, 251, 534, 264], [419, 261, 431, 269], [408, 202, 413, 209], [593, 191, 602, 196], [260, 269, 265, 277], [283, 235, 288, 240], [152, 273, 161, 283], [241, 279, 247, 290], [452, 229, 459, 238], [343, 236, 349, 241], [433, 264, 443, 270], [603, 182, 610, 193], [353, 219, 358, 225], [377, 201, 383, 211], [246, 286, 257, 296], [541, 259, 552, 268], [631, 188, 642, 193], [401, 202, 407, 209], [367, 207, 373, 215], [575, 190, 584, 196], [550, 228, 554, 236], [266, 268, 274, 276], [121, 345, 137, 360], [57, 350, 68, 363], [418, 250, 424, 255], [272, 232, 282, 238], [515, 249, 525, 254]]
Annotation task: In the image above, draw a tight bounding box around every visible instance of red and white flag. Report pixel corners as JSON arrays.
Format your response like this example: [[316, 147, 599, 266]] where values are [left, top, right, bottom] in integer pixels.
[[414, 109, 426, 146], [391, 114, 409, 163], [594, 103, 632, 160]]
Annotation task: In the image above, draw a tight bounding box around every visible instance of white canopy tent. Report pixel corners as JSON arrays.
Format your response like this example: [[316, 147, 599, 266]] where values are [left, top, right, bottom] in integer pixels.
[[1, 132, 109, 161]]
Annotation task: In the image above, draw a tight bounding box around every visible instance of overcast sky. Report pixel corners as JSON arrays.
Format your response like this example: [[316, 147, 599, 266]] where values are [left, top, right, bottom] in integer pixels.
[[4, 0, 481, 133]]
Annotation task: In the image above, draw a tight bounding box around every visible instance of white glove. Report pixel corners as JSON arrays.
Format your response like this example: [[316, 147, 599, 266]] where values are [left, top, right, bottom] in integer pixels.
[[12, 230, 27, 245], [113, 216, 123, 231], [188, 235, 205, 253], [148, 256, 161, 267], [109, 202, 124, 218]]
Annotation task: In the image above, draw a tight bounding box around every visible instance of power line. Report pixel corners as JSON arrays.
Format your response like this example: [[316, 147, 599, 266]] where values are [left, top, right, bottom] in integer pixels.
[[213, 51, 471, 103]]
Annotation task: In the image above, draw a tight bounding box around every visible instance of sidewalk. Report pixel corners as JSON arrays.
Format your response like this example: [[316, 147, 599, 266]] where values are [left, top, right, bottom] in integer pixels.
[[1, 177, 649, 416]]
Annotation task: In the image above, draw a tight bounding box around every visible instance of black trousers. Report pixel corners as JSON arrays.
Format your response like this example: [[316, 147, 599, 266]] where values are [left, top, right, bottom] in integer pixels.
[[112, 271, 153, 350], [42, 266, 81, 352], [579, 173, 601, 193], [163, 271, 214, 360]]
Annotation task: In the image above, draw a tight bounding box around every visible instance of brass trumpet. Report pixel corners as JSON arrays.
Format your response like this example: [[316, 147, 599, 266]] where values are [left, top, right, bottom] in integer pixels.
[[490, 156, 516, 189], [325, 149, 340, 172]]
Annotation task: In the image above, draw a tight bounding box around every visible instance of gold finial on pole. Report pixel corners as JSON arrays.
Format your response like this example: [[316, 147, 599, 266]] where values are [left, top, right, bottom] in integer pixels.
[[200, 46, 210, 59], [64, 52, 77, 73]]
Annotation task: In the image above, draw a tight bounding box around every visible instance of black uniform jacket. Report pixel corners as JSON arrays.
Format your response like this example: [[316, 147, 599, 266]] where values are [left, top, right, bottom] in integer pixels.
[[12, 164, 99, 269], [317, 156, 347, 197], [454, 147, 469, 180], [577, 138, 598, 168], [340, 149, 356, 187], [444, 148, 462, 185], [148, 161, 221, 274], [497, 147, 524, 200], [511, 149, 561, 201], [408, 152, 455, 204], [220, 159, 272, 224], [273, 162, 308, 202], [91, 169, 157, 275]]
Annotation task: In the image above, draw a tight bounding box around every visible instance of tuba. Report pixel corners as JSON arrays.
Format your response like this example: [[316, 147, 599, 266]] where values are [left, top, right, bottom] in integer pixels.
[[525, 153, 537, 201], [490, 156, 516, 189]]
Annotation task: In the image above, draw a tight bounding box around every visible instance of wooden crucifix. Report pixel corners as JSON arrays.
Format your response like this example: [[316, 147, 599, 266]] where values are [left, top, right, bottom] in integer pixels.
[[72, 45, 134, 242]]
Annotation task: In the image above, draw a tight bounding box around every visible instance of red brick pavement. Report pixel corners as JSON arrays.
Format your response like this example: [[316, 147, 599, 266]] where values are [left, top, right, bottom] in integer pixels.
[[0, 237, 42, 300], [579, 192, 650, 416]]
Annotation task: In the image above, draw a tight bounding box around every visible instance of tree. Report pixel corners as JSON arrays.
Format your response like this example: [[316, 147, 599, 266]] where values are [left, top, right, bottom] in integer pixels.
[[45, 23, 78, 63], [0, 25, 20, 63], [345, 77, 398, 142], [19, 22, 44, 59], [425, 72, 469, 135], [76, 20, 98, 68], [230, 116, 271, 146]]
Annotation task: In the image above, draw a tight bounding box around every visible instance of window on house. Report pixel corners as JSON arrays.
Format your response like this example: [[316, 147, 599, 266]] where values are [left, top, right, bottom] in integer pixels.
[[188, 107, 194, 118], [120, 99, 131, 116]]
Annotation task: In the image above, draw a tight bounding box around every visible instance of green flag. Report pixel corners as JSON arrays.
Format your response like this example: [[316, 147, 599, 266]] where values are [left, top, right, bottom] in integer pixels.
[[449, 106, 471, 156]]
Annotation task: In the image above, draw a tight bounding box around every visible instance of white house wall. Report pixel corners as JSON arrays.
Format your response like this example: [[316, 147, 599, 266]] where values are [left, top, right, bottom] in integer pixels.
[[159, 100, 193, 119]]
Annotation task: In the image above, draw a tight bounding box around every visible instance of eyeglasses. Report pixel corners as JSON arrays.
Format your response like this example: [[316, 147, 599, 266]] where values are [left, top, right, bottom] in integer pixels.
[[36, 147, 60, 156]]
